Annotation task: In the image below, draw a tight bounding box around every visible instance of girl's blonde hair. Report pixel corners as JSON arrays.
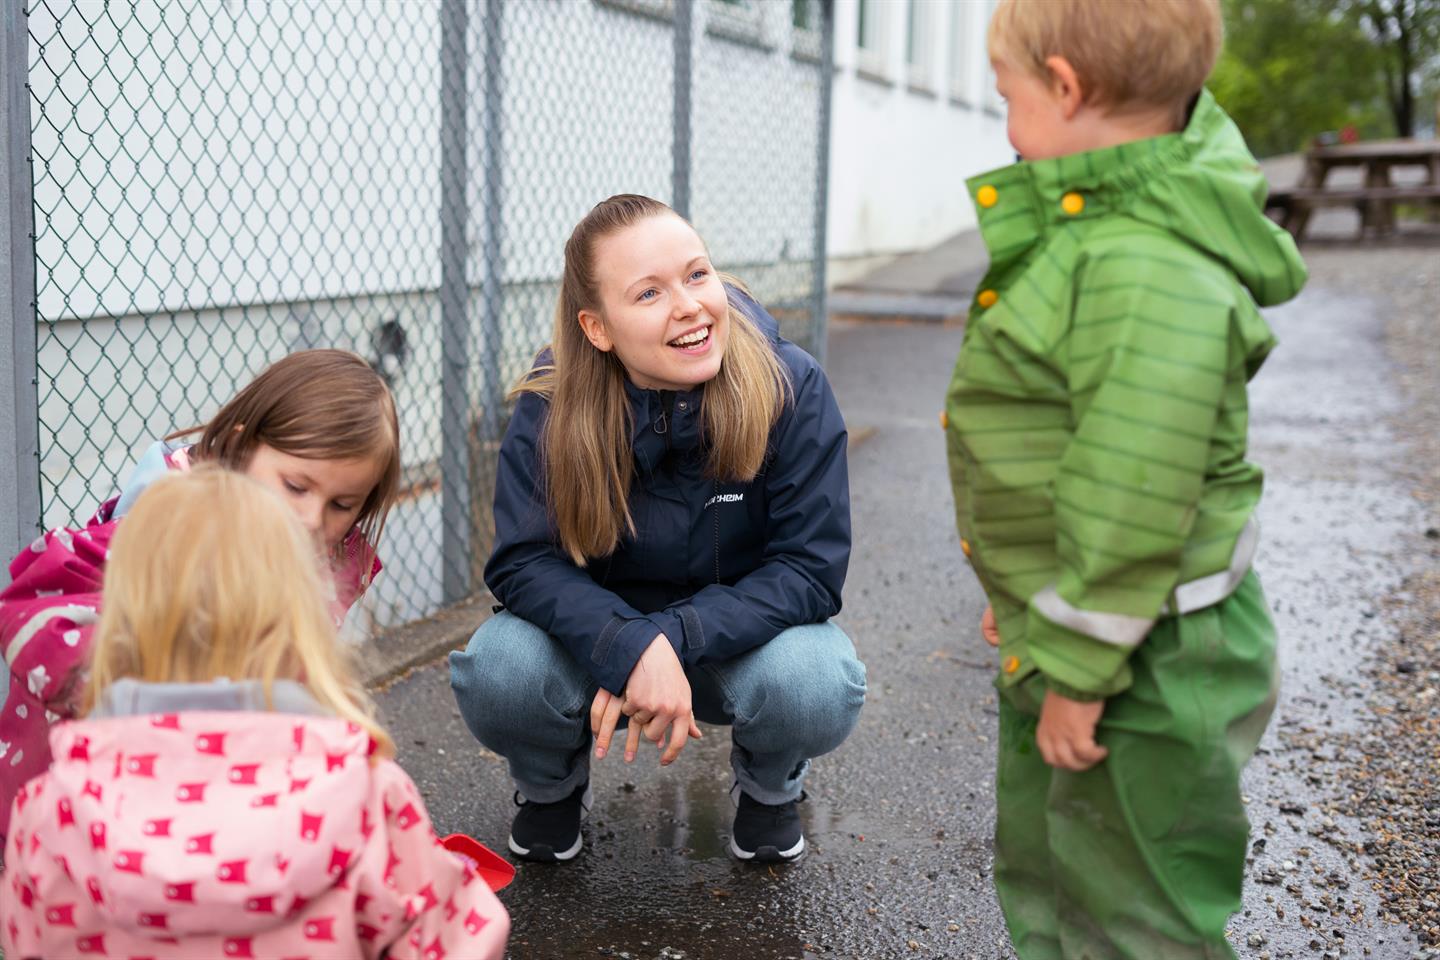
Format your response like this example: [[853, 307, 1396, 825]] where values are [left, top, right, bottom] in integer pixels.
[[516, 194, 790, 565], [988, 0, 1222, 115], [169, 348, 401, 562], [85, 466, 394, 757]]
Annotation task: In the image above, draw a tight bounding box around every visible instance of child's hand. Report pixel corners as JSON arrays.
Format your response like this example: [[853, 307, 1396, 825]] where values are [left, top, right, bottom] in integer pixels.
[[1036, 690, 1109, 772], [981, 605, 1001, 647]]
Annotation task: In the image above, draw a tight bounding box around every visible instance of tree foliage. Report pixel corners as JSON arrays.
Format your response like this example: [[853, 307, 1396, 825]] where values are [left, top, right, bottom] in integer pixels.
[[1210, 0, 1439, 156]]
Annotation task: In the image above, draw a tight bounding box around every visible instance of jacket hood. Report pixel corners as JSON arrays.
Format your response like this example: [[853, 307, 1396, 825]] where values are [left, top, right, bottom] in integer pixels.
[[974, 90, 1307, 308], [33, 711, 378, 939]]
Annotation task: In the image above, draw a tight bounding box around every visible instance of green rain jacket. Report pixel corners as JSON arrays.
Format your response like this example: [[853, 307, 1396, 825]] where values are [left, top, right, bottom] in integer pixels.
[[944, 90, 1307, 700]]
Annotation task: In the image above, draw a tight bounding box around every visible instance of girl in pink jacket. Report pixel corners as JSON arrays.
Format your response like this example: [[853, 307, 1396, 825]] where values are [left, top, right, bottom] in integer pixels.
[[1, 467, 510, 960], [0, 349, 401, 846]]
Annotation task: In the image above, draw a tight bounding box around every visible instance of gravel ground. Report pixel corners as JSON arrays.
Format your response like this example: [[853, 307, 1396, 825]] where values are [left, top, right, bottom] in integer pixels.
[[369, 236, 1440, 960], [1228, 240, 1440, 960], [1313, 244, 1440, 955]]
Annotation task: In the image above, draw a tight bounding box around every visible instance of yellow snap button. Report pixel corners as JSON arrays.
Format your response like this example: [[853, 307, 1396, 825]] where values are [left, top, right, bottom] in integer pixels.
[[976, 185, 998, 208], [939, 410, 949, 429], [977, 289, 998, 308], [1061, 192, 1085, 216], [1003, 655, 1020, 674], [960, 538, 972, 558]]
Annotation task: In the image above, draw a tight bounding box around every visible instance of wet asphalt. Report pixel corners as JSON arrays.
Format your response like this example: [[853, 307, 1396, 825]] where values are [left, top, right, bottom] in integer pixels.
[[374, 249, 1438, 960]]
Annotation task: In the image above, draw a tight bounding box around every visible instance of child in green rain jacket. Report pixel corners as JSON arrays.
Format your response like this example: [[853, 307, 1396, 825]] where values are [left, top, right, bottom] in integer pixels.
[[944, 1, 1307, 957]]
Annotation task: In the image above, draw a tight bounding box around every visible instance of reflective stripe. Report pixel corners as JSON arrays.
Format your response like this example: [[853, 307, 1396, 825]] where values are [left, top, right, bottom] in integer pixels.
[[4, 605, 100, 667], [1033, 587, 1153, 648], [1033, 517, 1261, 648], [1162, 517, 1260, 616]]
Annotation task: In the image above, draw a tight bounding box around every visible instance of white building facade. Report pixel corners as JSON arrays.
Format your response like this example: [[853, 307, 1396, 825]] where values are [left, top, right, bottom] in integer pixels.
[[825, 0, 1013, 282]]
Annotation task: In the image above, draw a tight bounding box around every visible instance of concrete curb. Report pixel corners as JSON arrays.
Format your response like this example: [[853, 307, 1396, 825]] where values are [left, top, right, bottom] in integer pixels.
[[828, 289, 971, 324], [358, 593, 494, 690]]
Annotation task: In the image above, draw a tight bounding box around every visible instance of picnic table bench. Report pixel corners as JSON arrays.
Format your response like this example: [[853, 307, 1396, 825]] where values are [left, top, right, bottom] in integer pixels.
[[1265, 138, 1440, 242]]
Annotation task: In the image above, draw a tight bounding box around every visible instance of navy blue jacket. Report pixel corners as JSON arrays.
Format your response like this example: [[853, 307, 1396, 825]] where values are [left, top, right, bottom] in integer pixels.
[[485, 291, 850, 694]]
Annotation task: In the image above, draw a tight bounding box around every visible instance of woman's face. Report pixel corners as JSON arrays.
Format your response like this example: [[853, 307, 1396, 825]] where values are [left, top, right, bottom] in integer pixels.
[[580, 213, 731, 392], [245, 443, 381, 552]]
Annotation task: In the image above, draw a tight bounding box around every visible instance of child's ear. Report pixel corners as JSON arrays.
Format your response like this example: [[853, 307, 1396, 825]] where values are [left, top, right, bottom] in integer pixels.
[[1044, 56, 1084, 120], [577, 310, 613, 352]]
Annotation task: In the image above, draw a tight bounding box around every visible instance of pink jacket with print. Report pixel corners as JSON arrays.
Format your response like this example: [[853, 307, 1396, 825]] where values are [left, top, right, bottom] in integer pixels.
[[1, 712, 508, 960], [0, 443, 381, 845]]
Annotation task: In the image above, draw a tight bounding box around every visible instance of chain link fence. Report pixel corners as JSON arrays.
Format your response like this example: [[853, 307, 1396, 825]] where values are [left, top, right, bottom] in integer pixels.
[[4, 0, 833, 638]]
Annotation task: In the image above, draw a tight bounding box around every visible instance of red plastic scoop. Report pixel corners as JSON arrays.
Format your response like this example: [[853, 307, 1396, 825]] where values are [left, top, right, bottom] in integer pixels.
[[440, 833, 516, 892]]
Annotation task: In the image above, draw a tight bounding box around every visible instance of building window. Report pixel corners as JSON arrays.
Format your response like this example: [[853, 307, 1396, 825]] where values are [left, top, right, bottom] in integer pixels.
[[792, 0, 822, 61], [595, 0, 674, 22], [707, 0, 767, 47], [906, 0, 935, 92], [981, 0, 1004, 113], [949, 0, 973, 103], [856, 0, 889, 81]]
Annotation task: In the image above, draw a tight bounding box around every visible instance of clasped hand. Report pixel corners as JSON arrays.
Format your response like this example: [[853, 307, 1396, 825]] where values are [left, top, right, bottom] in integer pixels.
[[980, 604, 1108, 773], [589, 634, 702, 767]]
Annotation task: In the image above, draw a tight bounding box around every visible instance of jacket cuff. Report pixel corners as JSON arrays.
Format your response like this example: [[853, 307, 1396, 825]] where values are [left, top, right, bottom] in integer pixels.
[[1026, 604, 1137, 699], [592, 613, 687, 694], [647, 610, 689, 660], [593, 618, 659, 694], [1044, 679, 1110, 702]]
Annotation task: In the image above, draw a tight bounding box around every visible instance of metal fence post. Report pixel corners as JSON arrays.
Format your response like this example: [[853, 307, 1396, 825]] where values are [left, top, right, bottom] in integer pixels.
[[439, 0, 471, 604], [809, 0, 835, 367], [671, 0, 693, 219], [2, 2, 41, 567], [479, 0, 503, 447]]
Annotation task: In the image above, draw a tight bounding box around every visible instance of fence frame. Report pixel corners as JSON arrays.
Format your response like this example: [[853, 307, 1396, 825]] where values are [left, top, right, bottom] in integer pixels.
[[2, 1, 40, 567], [809, 0, 835, 368], [4, 0, 836, 619]]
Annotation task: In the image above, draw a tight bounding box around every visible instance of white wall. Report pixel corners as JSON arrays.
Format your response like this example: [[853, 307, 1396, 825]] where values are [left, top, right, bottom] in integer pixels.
[[22, 0, 834, 631], [826, 0, 1013, 269]]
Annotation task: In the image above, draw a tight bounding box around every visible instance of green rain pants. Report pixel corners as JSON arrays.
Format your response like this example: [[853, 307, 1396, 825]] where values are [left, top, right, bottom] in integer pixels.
[[995, 571, 1278, 960]]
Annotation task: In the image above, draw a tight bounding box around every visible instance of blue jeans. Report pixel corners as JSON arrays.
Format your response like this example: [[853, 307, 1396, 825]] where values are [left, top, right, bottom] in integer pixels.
[[449, 612, 866, 805]]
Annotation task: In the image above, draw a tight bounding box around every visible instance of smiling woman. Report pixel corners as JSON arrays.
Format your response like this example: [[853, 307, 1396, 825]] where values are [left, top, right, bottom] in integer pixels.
[[450, 194, 867, 866]]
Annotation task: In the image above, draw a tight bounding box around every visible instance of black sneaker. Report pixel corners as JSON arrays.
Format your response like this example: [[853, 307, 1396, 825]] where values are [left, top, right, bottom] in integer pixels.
[[729, 790, 806, 862], [508, 782, 591, 863]]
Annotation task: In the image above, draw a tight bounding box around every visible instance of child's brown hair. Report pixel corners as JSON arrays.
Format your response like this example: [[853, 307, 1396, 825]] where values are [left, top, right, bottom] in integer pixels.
[[170, 348, 401, 560], [988, 0, 1223, 115]]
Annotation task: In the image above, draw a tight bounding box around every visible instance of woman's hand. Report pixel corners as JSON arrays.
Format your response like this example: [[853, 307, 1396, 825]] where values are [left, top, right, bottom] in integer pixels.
[[590, 634, 701, 766], [622, 634, 702, 765], [980, 605, 1001, 647], [1035, 689, 1109, 772], [590, 688, 626, 760]]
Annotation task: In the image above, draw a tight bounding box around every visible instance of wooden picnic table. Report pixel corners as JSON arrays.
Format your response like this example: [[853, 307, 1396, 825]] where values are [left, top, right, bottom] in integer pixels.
[[1267, 138, 1440, 241]]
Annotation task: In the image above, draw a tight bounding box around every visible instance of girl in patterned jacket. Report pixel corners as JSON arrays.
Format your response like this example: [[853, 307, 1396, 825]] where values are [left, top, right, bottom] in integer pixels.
[[0, 348, 401, 846], [1, 467, 509, 960]]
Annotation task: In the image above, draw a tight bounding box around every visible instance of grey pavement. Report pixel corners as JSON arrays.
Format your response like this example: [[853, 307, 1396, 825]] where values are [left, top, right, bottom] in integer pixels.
[[374, 231, 1439, 959]]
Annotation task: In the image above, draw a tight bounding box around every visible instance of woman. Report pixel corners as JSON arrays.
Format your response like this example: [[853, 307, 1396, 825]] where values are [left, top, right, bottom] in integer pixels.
[[450, 194, 865, 864]]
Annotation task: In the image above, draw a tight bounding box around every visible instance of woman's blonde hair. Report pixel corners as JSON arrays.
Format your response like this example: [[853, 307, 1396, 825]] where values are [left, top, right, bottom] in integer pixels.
[[85, 465, 394, 757], [988, 0, 1222, 115], [516, 194, 790, 566], [169, 348, 402, 564]]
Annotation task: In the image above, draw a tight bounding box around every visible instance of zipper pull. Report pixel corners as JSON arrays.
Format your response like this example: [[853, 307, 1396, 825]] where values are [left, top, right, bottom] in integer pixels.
[[654, 391, 674, 436]]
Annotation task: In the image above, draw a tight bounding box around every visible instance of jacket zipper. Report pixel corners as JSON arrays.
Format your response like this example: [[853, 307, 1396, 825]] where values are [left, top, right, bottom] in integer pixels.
[[656, 390, 674, 453]]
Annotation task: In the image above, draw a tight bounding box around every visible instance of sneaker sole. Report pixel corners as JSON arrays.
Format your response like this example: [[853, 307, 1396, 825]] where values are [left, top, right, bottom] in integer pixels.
[[509, 831, 583, 863], [507, 784, 593, 863], [729, 834, 805, 863]]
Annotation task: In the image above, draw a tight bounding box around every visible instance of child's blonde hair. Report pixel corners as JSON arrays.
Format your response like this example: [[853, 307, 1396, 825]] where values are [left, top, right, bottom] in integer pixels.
[[169, 348, 401, 562], [85, 465, 394, 757], [988, 0, 1222, 115]]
